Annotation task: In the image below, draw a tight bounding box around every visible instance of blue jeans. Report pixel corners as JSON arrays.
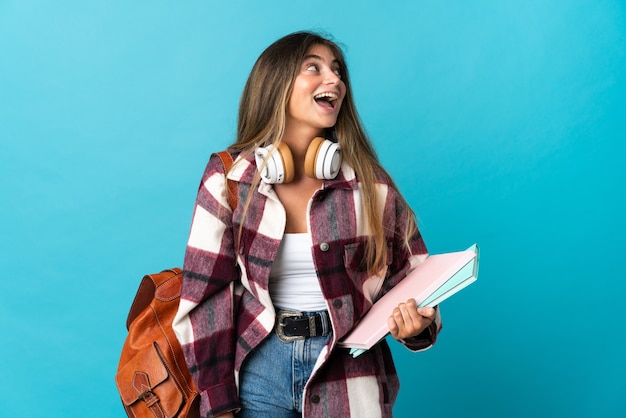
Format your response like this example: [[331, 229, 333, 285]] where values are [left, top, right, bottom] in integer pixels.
[[237, 311, 331, 418]]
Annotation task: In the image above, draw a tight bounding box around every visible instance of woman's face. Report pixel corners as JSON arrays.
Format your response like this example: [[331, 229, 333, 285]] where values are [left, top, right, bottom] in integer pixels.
[[286, 44, 346, 135]]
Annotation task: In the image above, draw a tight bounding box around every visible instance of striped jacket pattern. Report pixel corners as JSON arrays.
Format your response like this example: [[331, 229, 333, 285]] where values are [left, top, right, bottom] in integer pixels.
[[173, 151, 442, 418]]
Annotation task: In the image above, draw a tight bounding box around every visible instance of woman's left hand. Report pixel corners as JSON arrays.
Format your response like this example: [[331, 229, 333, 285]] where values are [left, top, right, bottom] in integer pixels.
[[387, 299, 436, 340]]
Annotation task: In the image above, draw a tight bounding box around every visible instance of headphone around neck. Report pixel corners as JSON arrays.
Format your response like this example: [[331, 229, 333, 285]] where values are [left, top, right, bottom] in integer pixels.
[[254, 137, 341, 184]]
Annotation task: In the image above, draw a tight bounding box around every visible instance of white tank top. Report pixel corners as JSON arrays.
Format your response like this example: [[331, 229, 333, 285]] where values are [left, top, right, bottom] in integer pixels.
[[269, 233, 327, 311]]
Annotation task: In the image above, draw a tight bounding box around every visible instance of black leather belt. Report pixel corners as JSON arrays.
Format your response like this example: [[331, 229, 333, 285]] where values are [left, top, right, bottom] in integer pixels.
[[275, 311, 331, 343]]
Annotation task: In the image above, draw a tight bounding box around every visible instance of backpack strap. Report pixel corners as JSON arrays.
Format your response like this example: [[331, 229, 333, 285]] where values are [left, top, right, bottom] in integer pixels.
[[215, 150, 238, 210]]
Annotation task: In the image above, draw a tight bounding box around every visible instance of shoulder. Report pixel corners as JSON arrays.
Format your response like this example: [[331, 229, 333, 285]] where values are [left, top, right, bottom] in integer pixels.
[[371, 164, 395, 186], [198, 149, 257, 183], [198, 151, 231, 179]]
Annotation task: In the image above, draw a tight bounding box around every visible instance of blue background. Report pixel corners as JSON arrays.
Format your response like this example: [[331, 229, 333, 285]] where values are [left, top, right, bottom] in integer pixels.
[[1, 1, 624, 417]]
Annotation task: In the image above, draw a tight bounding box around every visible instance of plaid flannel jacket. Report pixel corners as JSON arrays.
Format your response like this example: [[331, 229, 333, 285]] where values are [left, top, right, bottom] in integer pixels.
[[173, 151, 442, 418]]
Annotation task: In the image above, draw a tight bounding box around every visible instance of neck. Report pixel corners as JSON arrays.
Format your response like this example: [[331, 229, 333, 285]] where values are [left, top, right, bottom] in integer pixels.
[[282, 125, 324, 160], [279, 125, 324, 181]]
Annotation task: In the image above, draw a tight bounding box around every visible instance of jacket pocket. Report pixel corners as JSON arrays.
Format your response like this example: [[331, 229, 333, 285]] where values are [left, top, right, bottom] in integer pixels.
[[343, 240, 393, 304]]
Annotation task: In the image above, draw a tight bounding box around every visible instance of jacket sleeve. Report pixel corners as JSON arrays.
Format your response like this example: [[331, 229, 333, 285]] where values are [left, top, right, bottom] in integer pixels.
[[379, 186, 442, 352], [172, 154, 241, 417]]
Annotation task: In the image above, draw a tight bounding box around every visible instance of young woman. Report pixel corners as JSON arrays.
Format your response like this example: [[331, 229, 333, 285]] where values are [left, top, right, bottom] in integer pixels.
[[173, 31, 442, 418]]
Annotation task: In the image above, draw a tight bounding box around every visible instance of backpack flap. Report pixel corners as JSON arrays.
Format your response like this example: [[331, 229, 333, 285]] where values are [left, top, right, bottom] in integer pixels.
[[116, 342, 184, 416]]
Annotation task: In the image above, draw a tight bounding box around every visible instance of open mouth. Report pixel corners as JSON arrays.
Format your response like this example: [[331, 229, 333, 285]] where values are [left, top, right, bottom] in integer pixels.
[[314, 92, 339, 110]]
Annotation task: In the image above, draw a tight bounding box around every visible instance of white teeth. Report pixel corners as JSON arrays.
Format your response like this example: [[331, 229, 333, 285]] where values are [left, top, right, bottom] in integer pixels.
[[314, 92, 338, 101]]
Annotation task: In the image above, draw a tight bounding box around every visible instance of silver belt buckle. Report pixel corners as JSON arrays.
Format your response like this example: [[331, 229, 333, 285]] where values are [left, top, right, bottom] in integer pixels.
[[276, 311, 306, 343]]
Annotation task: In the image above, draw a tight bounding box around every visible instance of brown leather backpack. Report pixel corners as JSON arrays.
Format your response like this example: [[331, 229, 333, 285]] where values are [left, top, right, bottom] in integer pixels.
[[116, 151, 236, 417], [116, 268, 200, 417]]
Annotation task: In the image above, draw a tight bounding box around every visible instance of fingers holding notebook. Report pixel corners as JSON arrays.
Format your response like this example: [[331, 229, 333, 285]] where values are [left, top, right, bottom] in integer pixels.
[[387, 300, 436, 340]]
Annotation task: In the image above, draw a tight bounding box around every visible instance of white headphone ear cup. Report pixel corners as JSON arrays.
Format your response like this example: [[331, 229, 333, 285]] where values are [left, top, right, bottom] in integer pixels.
[[254, 147, 276, 183], [318, 140, 341, 179], [254, 142, 294, 184], [305, 137, 341, 180]]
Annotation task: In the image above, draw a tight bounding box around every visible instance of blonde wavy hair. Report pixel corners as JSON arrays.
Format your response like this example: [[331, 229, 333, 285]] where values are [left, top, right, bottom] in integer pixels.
[[230, 31, 416, 274]]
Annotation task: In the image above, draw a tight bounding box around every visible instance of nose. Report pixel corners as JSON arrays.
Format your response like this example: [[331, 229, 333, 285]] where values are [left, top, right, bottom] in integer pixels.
[[325, 70, 341, 85]]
